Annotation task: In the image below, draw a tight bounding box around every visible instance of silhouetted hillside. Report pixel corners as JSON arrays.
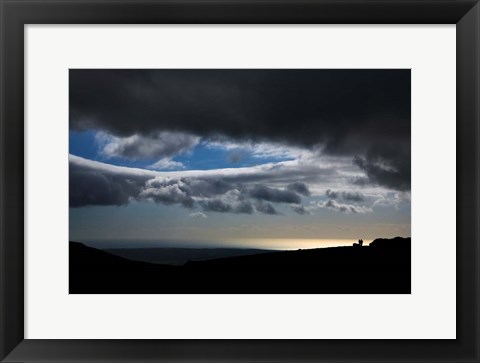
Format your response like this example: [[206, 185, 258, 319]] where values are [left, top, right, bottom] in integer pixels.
[[70, 237, 411, 294], [104, 247, 275, 265], [71, 242, 157, 268], [369, 236, 410, 248]]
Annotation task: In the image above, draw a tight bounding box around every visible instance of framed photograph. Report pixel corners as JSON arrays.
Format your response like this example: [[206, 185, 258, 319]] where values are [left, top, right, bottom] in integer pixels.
[[1, 0, 478, 362]]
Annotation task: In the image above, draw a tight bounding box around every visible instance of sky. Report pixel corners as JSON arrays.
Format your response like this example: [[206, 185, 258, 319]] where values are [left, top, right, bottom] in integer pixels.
[[69, 69, 411, 249]]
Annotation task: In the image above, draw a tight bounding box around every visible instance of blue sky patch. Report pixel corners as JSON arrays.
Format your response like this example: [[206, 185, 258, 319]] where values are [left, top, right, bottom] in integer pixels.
[[69, 130, 295, 171]]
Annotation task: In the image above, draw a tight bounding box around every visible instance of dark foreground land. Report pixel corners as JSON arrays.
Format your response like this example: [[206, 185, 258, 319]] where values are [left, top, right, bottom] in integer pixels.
[[70, 237, 411, 294], [104, 247, 274, 265]]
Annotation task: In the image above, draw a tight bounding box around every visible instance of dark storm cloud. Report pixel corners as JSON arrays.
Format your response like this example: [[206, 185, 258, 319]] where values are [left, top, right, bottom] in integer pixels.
[[325, 189, 339, 199], [342, 191, 364, 202], [248, 185, 301, 204], [255, 201, 280, 215], [176, 178, 233, 198], [234, 201, 254, 214], [286, 182, 311, 196], [70, 69, 410, 150], [199, 198, 254, 214], [353, 146, 411, 191], [326, 189, 364, 202], [70, 69, 410, 190]]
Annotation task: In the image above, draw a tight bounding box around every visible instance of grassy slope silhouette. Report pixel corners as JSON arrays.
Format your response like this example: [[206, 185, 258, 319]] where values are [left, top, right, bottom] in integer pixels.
[[69, 237, 411, 294], [104, 247, 275, 265]]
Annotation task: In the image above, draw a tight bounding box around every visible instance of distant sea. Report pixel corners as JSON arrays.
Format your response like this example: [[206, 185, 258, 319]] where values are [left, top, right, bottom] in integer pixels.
[[72, 238, 370, 250]]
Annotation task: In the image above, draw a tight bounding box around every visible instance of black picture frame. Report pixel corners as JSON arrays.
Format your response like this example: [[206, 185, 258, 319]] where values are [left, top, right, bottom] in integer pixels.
[[1, 1, 479, 362]]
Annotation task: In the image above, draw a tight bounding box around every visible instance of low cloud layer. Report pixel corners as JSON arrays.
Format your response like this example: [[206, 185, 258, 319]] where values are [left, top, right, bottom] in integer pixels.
[[69, 155, 156, 207], [318, 199, 373, 214], [326, 189, 364, 202], [317, 188, 372, 214], [291, 204, 310, 215], [70, 154, 408, 219], [287, 182, 311, 196], [255, 201, 279, 215], [248, 185, 301, 204], [140, 177, 305, 215], [70, 155, 316, 215], [189, 212, 207, 219]]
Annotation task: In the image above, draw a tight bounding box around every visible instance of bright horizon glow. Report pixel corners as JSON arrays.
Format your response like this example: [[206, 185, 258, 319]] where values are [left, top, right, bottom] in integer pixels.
[[74, 237, 374, 250], [227, 238, 372, 250]]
